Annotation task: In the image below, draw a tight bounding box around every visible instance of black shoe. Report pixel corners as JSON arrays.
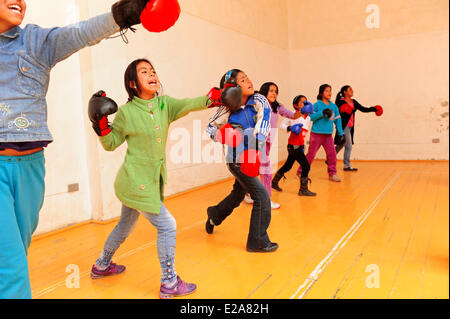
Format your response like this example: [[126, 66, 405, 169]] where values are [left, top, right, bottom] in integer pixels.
[[271, 172, 285, 192], [247, 242, 279, 253], [205, 207, 215, 234], [344, 167, 358, 171]]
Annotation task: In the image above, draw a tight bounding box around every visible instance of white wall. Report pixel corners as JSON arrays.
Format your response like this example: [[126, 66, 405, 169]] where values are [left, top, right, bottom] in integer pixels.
[[289, 31, 449, 160], [23, 0, 92, 234], [19, 0, 448, 235]]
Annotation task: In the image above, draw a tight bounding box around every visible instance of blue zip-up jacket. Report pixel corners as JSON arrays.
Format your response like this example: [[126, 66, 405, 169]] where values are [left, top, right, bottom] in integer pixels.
[[0, 13, 119, 143], [309, 100, 344, 136], [225, 93, 272, 163]]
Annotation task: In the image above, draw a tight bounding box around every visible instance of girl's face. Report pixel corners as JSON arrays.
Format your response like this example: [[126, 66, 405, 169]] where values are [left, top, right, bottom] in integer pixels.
[[294, 97, 307, 111], [235, 72, 254, 97], [344, 87, 354, 98], [322, 86, 332, 101], [134, 61, 159, 99], [0, 0, 26, 33], [266, 85, 278, 104]]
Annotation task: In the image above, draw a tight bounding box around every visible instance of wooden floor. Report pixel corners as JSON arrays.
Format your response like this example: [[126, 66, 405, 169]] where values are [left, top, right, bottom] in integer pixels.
[[28, 161, 449, 299]]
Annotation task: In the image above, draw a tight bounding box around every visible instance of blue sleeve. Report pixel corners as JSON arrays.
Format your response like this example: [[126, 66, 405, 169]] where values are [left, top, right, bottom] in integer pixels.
[[28, 13, 119, 68], [309, 102, 323, 121]]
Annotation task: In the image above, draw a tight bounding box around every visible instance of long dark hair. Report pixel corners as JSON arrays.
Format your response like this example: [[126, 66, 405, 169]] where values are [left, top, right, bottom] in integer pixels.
[[335, 85, 351, 104], [259, 82, 280, 113], [124, 58, 162, 102], [317, 84, 331, 101]]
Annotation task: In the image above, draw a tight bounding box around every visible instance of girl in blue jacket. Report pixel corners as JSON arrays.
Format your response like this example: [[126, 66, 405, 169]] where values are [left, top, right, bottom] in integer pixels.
[[296, 84, 345, 182]]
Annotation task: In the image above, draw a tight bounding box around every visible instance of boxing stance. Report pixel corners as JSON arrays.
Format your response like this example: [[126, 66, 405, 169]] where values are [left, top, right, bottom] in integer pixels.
[[334, 85, 383, 171], [205, 69, 278, 253], [88, 58, 222, 299], [0, 0, 170, 299], [272, 95, 316, 196], [296, 84, 345, 182], [243, 82, 301, 209]]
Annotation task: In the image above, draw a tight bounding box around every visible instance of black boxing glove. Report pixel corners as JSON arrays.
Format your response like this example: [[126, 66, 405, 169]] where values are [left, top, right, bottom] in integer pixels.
[[88, 91, 118, 136], [222, 79, 242, 112], [112, 0, 149, 31], [336, 134, 346, 146], [322, 108, 333, 119]]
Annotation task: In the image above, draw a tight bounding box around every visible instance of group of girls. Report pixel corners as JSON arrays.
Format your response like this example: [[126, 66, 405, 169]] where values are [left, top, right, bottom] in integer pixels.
[[251, 82, 383, 209], [89, 65, 383, 299], [0, 0, 383, 299]]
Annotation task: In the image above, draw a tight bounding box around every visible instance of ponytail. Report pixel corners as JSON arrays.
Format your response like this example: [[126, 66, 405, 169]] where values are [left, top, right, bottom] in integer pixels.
[[335, 85, 350, 104]]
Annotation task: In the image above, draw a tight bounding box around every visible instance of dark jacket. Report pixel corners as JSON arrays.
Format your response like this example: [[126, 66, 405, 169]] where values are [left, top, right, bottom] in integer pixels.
[[334, 99, 376, 145]]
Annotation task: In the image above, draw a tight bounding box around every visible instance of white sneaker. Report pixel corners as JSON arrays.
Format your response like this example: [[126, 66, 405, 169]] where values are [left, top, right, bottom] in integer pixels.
[[329, 175, 341, 182], [244, 195, 254, 204], [271, 201, 281, 210]]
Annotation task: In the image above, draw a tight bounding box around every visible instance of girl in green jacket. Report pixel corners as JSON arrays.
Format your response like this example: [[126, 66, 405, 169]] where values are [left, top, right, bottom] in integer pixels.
[[88, 58, 221, 299]]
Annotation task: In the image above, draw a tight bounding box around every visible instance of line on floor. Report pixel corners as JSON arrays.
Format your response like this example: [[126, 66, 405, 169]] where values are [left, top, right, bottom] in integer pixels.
[[289, 173, 401, 299]]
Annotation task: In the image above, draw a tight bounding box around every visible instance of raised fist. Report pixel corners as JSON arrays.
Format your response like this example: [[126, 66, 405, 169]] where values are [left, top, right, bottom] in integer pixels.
[[88, 91, 118, 136]]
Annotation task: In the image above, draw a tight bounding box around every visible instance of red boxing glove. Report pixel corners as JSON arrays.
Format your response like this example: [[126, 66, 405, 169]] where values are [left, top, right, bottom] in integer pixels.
[[374, 105, 383, 116], [216, 124, 242, 147], [98, 116, 111, 136], [207, 87, 222, 108], [239, 149, 262, 177], [140, 0, 181, 33], [340, 103, 353, 114]]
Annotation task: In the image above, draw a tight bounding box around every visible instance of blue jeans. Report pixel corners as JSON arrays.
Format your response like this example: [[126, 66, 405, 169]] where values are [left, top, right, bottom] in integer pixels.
[[0, 151, 45, 299], [335, 126, 353, 168], [96, 203, 177, 285], [207, 163, 273, 250]]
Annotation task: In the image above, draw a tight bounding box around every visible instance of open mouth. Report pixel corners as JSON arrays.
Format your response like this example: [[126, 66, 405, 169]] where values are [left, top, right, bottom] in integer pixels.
[[148, 81, 157, 86], [8, 4, 22, 15]]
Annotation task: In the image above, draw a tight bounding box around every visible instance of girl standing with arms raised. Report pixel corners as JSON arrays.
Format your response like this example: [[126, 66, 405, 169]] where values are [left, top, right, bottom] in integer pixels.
[[296, 84, 345, 182], [205, 69, 278, 253], [334, 85, 383, 171], [272, 95, 316, 196], [88, 58, 222, 298]]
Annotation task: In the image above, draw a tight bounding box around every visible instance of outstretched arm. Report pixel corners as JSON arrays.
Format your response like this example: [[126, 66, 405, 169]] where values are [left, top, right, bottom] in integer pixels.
[[29, 13, 120, 68]]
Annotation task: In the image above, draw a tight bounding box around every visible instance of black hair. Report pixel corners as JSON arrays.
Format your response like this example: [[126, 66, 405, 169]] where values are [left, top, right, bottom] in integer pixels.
[[293, 95, 307, 106], [220, 69, 243, 89], [335, 85, 351, 104], [317, 84, 331, 101], [259, 82, 280, 113], [124, 58, 162, 102]]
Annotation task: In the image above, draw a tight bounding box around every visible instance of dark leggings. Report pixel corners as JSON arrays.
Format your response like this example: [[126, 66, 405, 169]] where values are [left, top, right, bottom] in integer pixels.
[[277, 144, 310, 178]]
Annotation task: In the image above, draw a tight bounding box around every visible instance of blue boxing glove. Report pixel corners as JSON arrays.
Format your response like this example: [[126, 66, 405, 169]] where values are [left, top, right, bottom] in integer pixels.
[[290, 123, 303, 135], [301, 101, 314, 114]]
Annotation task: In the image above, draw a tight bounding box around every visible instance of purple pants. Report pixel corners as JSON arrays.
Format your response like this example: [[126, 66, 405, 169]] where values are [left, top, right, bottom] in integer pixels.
[[297, 132, 337, 177], [260, 141, 273, 197]]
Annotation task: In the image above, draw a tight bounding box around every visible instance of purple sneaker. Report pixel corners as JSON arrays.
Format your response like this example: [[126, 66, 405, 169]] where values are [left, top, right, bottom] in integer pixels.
[[90, 262, 126, 279], [159, 276, 197, 299]]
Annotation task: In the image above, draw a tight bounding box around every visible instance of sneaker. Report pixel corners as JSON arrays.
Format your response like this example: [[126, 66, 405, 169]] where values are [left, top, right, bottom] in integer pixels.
[[344, 167, 358, 171], [244, 194, 254, 204], [90, 262, 125, 279], [271, 201, 281, 210], [159, 276, 197, 299], [329, 175, 341, 182]]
